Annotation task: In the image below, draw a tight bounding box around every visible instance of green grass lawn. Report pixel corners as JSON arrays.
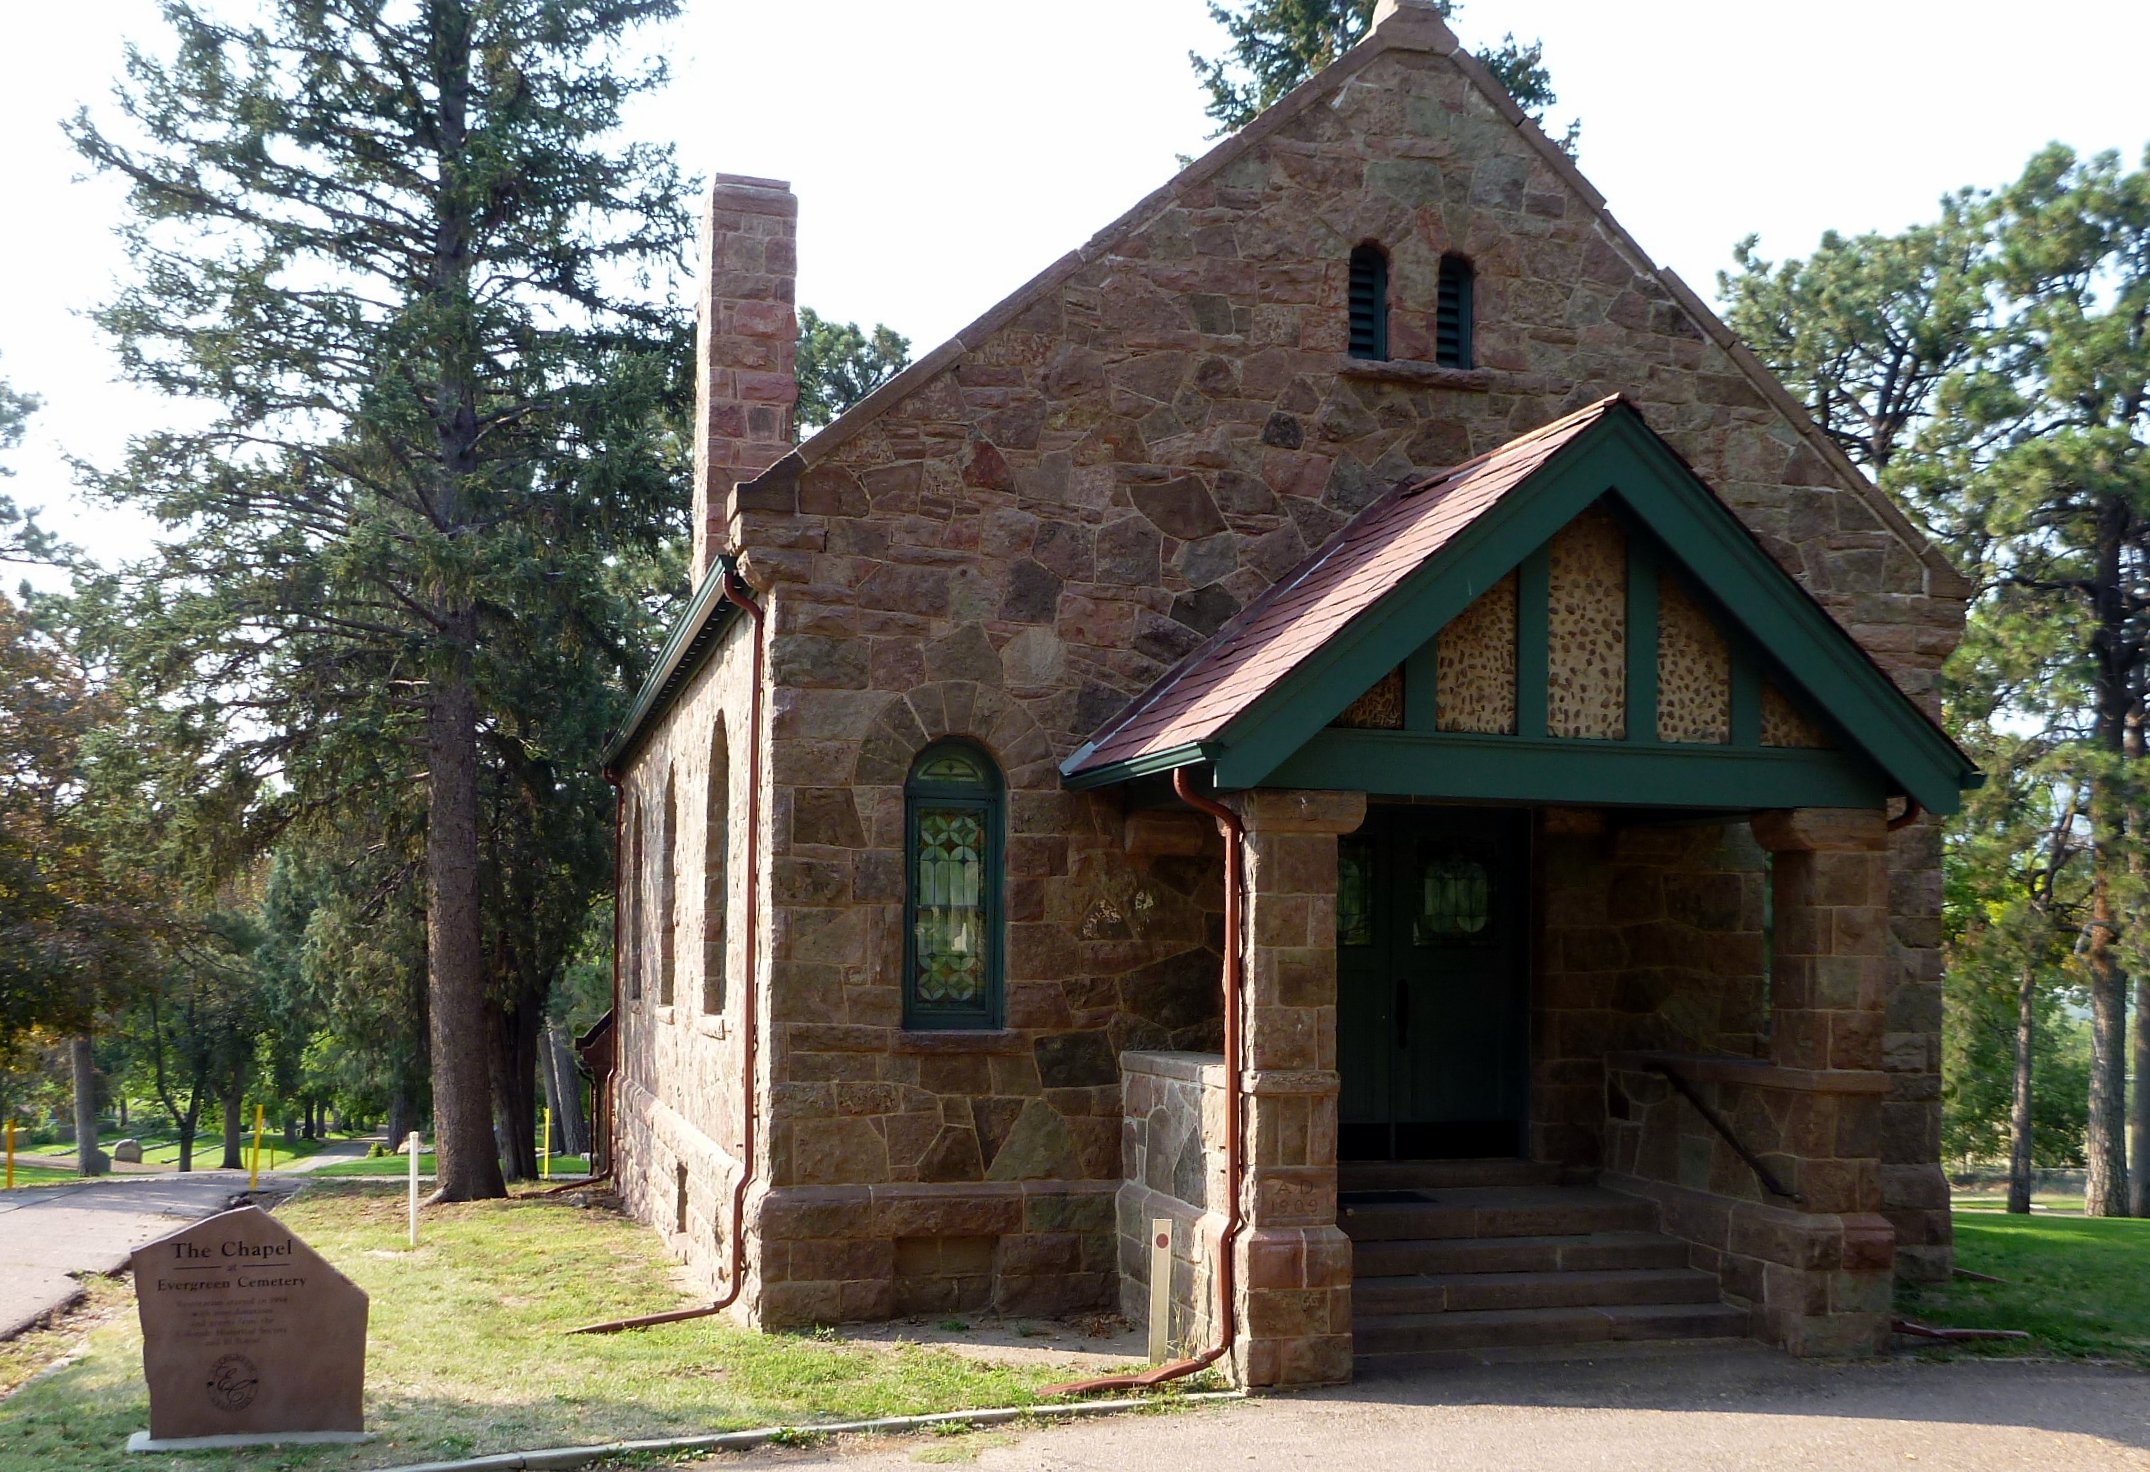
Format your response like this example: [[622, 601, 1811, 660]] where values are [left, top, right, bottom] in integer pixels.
[[0, 1182, 1150, 1469], [2, 1160, 83, 1187], [312, 1152, 588, 1178], [1899, 1210, 2150, 1366], [8, 1129, 361, 1177]]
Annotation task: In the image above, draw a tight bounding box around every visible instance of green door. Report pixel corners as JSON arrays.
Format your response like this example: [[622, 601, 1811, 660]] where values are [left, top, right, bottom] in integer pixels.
[[1337, 806, 1530, 1160]]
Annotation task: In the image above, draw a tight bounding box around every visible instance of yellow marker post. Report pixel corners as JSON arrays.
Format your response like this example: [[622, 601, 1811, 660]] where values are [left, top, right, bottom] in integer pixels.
[[541, 1107, 552, 1181], [249, 1103, 265, 1190]]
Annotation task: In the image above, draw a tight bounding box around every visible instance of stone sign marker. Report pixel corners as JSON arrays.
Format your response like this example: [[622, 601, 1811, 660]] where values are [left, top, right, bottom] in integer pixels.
[[129, 1205, 369, 1449]]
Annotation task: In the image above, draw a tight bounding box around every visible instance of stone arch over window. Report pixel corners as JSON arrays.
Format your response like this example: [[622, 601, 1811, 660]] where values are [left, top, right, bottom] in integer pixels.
[[902, 739, 1005, 1031], [658, 768, 678, 1009], [703, 721, 730, 1014], [1348, 242, 1389, 361], [1436, 253, 1474, 368]]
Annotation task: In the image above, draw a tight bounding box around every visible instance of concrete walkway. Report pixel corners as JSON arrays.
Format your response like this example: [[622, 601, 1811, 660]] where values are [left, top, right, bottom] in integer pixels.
[[0, 1172, 255, 1338], [780, 1350, 2150, 1472]]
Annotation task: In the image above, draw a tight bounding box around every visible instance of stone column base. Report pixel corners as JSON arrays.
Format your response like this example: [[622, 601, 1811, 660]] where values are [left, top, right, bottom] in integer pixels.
[[1233, 1224, 1354, 1387]]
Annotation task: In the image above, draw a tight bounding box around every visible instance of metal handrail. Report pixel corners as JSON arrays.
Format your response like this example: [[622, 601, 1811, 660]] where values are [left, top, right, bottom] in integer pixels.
[[1648, 1060, 1805, 1205]]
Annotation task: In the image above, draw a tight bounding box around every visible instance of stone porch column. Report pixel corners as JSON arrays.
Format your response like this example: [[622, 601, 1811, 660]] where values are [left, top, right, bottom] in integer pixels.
[[1747, 807, 1896, 1353], [1225, 789, 1365, 1388]]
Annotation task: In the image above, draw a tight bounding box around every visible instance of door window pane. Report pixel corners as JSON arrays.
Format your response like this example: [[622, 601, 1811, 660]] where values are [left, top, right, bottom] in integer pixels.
[[1415, 847, 1491, 944], [1338, 836, 1375, 946]]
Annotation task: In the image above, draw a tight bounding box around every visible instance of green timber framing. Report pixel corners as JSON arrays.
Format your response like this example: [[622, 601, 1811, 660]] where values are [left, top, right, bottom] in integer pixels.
[[1065, 404, 1980, 814]]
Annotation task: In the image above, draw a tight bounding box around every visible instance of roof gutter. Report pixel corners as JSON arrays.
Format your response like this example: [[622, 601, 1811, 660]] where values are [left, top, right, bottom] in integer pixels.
[[602, 558, 742, 774], [1060, 741, 1223, 791]]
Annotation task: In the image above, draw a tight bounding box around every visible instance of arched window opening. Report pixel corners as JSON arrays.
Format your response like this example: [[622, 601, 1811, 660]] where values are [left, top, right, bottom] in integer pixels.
[[1348, 243, 1389, 361], [1437, 254, 1474, 368], [624, 796, 644, 1001], [658, 769, 678, 1008], [703, 723, 730, 1014], [904, 739, 1005, 1030]]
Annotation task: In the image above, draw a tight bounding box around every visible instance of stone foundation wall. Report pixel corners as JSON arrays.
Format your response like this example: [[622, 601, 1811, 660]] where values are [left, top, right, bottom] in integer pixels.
[[755, 1179, 1117, 1326], [1118, 1051, 1229, 1356]]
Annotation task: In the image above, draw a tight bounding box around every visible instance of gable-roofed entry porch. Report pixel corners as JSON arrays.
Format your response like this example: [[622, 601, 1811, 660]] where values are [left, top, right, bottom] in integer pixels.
[[1078, 402, 1976, 1388]]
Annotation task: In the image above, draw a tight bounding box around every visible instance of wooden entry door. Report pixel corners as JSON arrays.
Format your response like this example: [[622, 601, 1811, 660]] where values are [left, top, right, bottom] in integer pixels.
[[1337, 806, 1530, 1160]]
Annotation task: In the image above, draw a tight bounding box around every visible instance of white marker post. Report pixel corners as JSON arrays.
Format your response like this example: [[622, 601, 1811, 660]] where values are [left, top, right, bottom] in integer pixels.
[[406, 1131, 422, 1248], [1147, 1218, 1172, 1363]]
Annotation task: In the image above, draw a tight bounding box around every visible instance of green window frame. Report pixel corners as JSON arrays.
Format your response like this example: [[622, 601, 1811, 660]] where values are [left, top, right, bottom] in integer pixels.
[[904, 739, 1005, 1030]]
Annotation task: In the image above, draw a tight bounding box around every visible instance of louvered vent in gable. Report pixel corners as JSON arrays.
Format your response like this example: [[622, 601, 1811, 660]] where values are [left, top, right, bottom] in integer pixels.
[[1348, 244, 1388, 361]]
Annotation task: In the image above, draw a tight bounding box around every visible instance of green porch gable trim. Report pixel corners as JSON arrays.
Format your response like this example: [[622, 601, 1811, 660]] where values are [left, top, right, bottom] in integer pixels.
[[1069, 402, 1977, 814]]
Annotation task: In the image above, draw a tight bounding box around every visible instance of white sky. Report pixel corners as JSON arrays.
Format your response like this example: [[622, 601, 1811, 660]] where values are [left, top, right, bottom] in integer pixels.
[[4, 0, 2146, 589]]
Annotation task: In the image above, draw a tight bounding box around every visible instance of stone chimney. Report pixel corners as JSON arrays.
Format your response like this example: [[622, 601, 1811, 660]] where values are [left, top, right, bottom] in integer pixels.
[[692, 174, 798, 588]]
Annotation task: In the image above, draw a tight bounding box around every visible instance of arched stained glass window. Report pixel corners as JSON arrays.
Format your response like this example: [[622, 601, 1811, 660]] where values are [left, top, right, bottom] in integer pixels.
[[703, 723, 730, 1014], [659, 769, 678, 1008], [904, 739, 1004, 1030]]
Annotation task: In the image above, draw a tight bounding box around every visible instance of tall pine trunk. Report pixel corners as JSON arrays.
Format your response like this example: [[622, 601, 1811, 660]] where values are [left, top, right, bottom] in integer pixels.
[[2085, 516, 2132, 1216], [544, 1019, 588, 1158], [220, 1080, 245, 1170], [487, 963, 544, 1182], [2007, 964, 2037, 1214], [71, 1036, 105, 1177], [426, 661, 505, 1201]]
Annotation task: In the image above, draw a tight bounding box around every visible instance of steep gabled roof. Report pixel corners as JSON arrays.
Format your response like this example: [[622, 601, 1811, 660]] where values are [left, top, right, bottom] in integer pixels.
[[1061, 397, 1980, 815], [744, 0, 1964, 601], [1065, 398, 1618, 777]]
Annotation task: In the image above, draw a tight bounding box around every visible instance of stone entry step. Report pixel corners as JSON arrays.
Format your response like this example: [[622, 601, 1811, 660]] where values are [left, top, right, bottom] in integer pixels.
[[1340, 1158, 1560, 1191], [1352, 1230, 1690, 1279], [1354, 1301, 1752, 1355], [1342, 1173, 1749, 1358], [1339, 1184, 1656, 1242], [1354, 1265, 1722, 1315]]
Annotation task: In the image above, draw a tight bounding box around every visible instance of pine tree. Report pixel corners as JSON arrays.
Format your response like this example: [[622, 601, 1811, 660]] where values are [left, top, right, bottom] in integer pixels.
[[70, 0, 693, 1201]]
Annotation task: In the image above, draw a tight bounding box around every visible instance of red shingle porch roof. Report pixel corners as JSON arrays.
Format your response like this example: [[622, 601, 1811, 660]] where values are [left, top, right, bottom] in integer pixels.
[[1064, 396, 1625, 780]]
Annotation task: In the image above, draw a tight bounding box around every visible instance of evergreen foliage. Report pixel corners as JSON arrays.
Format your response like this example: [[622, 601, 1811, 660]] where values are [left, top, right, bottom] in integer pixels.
[[1726, 144, 2150, 1215], [1190, 0, 1575, 153], [796, 308, 910, 433], [67, 0, 695, 1199]]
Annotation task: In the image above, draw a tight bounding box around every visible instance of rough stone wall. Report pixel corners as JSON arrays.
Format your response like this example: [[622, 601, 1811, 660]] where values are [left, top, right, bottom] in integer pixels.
[[1599, 807, 1900, 1354], [614, 616, 758, 1304], [1118, 1051, 1228, 1354], [699, 18, 1958, 1311], [1532, 815, 1770, 1167]]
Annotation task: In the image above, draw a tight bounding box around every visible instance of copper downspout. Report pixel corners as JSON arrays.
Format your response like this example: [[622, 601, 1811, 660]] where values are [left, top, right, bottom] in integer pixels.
[[1887, 797, 1924, 832], [1044, 766, 1246, 1395], [571, 566, 767, 1335]]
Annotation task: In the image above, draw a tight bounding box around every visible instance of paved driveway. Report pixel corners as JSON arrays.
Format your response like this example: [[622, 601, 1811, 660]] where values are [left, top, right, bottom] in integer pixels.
[[785, 1349, 2150, 1472], [0, 1173, 250, 1338]]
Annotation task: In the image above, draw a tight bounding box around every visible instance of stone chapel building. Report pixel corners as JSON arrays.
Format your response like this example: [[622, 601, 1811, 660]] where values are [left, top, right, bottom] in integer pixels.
[[595, 0, 1978, 1386]]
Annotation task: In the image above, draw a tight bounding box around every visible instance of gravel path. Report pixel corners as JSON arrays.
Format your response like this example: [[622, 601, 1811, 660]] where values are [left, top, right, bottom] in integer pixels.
[[776, 1349, 2150, 1472]]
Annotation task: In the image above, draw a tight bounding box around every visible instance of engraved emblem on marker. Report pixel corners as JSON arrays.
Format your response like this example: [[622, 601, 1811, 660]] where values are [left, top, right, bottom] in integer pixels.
[[206, 1353, 260, 1412]]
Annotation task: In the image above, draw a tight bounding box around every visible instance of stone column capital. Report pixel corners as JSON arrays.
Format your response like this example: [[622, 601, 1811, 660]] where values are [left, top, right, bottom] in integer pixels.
[[1750, 807, 1888, 855], [1225, 789, 1367, 837]]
